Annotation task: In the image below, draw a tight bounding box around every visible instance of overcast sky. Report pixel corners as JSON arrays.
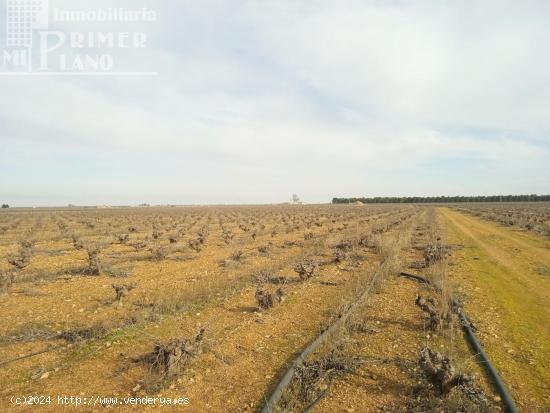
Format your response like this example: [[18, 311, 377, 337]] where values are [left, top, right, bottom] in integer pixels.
[[1, 0, 549, 206]]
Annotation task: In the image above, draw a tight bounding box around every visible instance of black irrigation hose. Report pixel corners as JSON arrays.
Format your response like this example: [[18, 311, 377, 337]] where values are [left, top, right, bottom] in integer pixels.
[[302, 390, 327, 413], [398, 271, 431, 285], [398, 271, 519, 413], [260, 265, 384, 413], [0, 344, 65, 367], [457, 308, 518, 413], [259, 318, 339, 413], [260, 213, 419, 413]]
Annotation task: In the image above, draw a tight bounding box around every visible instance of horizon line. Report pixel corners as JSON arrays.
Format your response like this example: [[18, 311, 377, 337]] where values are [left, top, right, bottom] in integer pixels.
[[2, 194, 550, 209]]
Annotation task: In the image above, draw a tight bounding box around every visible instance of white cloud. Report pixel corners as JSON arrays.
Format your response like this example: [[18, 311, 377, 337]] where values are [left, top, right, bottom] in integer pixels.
[[0, 0, 549, 205]]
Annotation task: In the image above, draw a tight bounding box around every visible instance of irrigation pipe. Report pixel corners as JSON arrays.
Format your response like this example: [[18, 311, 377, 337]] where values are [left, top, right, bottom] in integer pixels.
[[302, 390, 327, 413], [260, 212, 419, 412], [398, 271, 518, 413], [0, 344, 65, 368], [260, 263, 387, 413]]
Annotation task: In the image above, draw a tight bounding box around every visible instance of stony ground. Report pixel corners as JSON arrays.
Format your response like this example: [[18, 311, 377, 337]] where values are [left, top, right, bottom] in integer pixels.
[[0, 205, 547, 412]]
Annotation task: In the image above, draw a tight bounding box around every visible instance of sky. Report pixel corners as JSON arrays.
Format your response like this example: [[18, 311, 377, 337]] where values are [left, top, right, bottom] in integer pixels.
[[0, 0, 549, 206]]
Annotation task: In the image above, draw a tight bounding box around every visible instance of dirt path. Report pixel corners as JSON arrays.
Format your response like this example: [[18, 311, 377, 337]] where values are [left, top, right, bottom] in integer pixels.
[[439, 208, 550, 411], [310, 211, 497, 413]]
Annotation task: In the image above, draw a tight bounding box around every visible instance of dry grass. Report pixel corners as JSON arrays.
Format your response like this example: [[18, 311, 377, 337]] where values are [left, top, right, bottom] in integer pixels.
[[0, 204, 514, 412]]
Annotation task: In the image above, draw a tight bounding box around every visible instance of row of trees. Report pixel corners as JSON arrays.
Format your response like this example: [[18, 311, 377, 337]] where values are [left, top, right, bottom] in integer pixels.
[[332, 195, 550, 204]]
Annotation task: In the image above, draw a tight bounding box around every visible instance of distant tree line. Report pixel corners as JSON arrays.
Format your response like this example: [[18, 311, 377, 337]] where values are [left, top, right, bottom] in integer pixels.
[[332, 195, 550, 204], [1, 204, 9, 209]]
